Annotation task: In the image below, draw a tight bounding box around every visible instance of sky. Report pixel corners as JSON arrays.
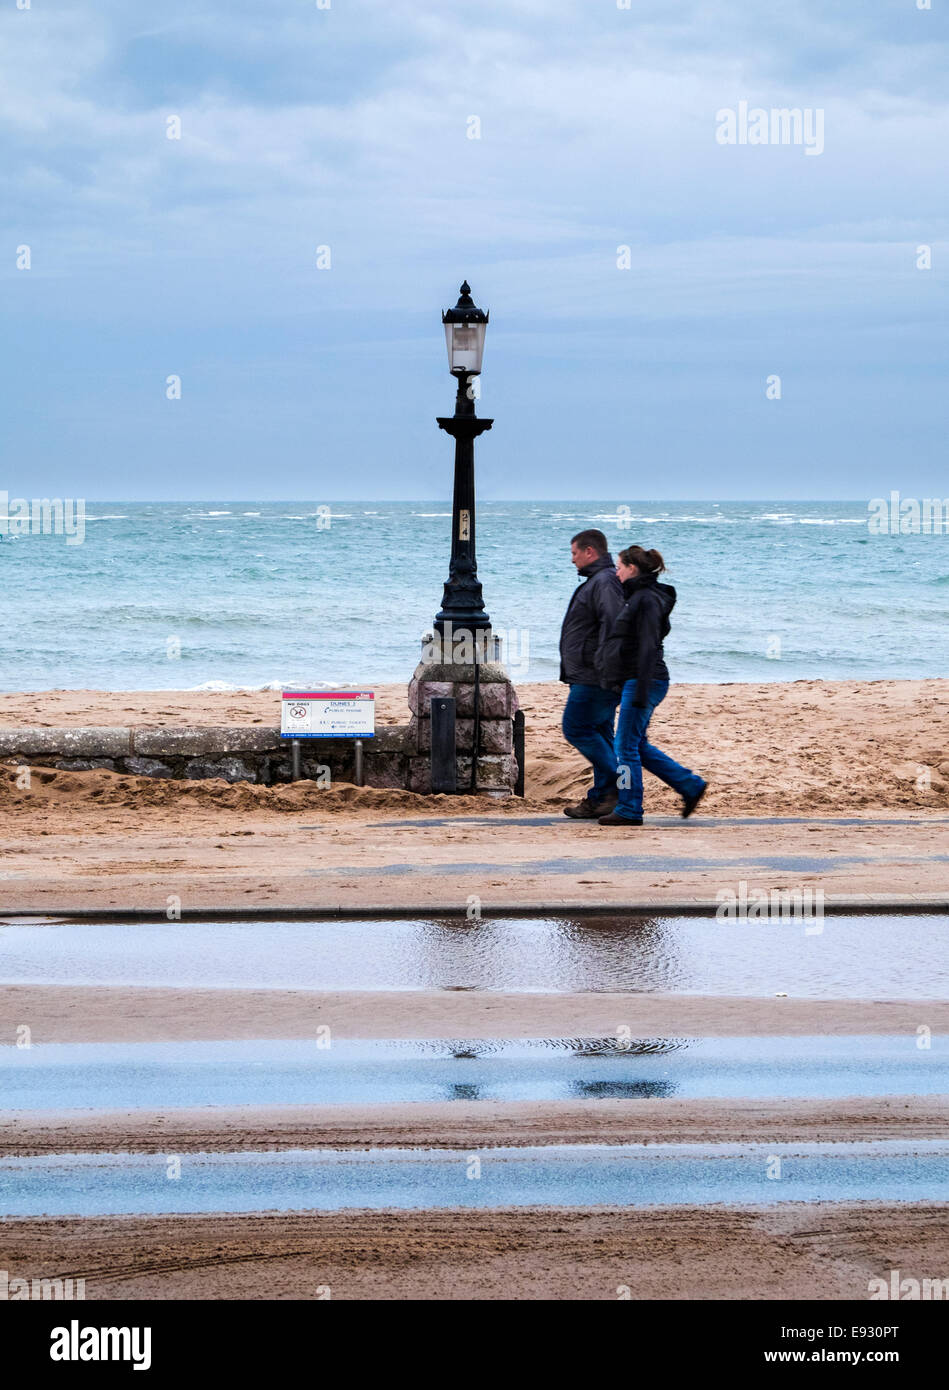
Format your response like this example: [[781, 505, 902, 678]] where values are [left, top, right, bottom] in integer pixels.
[[2, 0, 947, 500]]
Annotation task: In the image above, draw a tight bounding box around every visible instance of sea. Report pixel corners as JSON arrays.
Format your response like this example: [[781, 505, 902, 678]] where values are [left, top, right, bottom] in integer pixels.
[[2, 500, 946, 691]]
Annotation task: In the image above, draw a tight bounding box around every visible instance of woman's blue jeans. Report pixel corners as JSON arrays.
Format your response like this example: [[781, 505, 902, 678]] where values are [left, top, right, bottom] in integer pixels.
[[614, 678, 703, 820]]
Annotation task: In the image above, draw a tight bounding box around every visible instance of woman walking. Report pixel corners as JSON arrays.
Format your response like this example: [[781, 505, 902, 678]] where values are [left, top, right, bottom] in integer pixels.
[[598, 546, 707, 826]]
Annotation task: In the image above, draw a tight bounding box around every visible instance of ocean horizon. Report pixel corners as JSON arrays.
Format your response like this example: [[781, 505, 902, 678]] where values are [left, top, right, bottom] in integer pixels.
[[4, 499, 946, 691]]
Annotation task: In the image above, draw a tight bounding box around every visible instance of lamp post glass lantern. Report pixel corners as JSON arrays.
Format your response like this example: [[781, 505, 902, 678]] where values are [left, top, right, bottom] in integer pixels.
[[442, 278, 488, 377], [434, 282, 493, 644], [444, 320, 486, 375]]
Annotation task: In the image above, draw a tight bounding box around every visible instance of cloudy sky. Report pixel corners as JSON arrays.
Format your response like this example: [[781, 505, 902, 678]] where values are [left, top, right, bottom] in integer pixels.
[[3, 0, 947, 499]]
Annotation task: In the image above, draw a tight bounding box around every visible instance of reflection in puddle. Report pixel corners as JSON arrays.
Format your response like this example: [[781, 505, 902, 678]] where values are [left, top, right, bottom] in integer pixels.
[[568, 1080, 676, 1100], [3, 1140, 948, 1218], [0, 913, 946, 997], [3, 1035, 946, 1110], [445, 1083, 482, 1101]]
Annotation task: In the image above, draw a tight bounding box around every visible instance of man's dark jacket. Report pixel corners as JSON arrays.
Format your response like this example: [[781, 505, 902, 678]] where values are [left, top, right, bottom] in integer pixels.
[[559, 554, 625, 687], [601, 573, 676, 706]]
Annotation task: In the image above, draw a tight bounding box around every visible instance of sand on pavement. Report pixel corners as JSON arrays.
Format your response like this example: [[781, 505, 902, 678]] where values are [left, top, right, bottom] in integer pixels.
[[3, 1203, 947, 1300], [4, 985, 949, 1043], [5, 1095, 949, 1157]]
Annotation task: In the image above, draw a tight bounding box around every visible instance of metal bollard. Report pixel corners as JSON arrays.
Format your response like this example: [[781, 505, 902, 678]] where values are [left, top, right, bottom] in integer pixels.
[[354, 738, 365, 787], [430, 696, 457, 794], [513, 709, 525, 797]]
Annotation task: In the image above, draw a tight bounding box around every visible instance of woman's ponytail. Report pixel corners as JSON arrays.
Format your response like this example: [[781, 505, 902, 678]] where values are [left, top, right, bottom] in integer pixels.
[[618, 545, 666, 575]]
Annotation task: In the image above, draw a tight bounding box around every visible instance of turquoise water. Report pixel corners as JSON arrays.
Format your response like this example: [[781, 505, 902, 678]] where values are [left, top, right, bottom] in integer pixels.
[[2, 500, 946, 688], [3, 1142, 947, 1217]]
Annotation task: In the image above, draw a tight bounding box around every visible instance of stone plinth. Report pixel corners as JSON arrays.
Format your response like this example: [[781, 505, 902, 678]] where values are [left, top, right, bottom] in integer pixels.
[[407, 659, 520, 798]]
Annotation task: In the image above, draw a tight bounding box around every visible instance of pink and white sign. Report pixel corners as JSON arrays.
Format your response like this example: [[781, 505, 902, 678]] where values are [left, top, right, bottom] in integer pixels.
[[280, 690, 375, 739]]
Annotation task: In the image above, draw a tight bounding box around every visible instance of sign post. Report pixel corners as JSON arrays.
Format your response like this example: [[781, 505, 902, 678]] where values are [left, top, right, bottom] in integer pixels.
[[281, 691, 375, 785]]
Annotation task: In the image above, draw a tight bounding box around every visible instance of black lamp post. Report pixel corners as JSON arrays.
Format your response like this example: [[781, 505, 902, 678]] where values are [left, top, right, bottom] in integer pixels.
[[434, 281, 493, 644]]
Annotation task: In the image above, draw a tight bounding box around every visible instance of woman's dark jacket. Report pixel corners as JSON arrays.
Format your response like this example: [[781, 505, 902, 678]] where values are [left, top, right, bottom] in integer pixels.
[[601, 574, 676, 706]]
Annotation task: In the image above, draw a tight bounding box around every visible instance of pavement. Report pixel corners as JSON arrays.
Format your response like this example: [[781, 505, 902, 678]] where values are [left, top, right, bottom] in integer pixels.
[[1, 811, 947, 914]]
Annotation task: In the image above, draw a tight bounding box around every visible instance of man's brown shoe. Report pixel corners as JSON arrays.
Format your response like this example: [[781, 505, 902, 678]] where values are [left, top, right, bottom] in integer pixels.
[[563, 794, 617, 819], [598, 812, 644, 826]]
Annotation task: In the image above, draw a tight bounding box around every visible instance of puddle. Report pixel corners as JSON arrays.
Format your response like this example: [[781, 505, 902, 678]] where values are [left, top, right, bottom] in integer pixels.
[[2, 1140, 947, 1217], [371, 816, 949, 829], [0, 914, 947, 998], [3, 1035, 946, 1110]]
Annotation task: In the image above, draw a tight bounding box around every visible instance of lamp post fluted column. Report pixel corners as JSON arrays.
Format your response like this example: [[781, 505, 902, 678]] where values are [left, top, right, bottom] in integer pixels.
[[434, 282, 492, 645]]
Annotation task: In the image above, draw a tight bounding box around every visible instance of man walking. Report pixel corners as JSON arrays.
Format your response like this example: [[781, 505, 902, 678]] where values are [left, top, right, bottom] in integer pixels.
[[559, 528, 625, 818]]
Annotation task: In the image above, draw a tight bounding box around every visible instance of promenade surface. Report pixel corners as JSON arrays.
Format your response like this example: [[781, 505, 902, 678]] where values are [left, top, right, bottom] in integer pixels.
[[1, 810, 946, 915]]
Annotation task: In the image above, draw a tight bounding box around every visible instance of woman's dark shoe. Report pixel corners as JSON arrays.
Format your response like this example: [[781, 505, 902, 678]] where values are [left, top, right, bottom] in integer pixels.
[[564, 793, 617, 819], [598, 812, 644, 826], [681, 780, 708, 819]]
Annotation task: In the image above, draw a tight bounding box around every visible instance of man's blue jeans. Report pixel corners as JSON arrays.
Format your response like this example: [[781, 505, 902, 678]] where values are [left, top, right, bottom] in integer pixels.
[[562, 683, 620, 803], [614, 678, 703, 820]]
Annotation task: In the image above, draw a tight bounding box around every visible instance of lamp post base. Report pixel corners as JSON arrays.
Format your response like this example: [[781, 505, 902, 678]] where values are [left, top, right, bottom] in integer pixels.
[[406, 652, 520, 798]]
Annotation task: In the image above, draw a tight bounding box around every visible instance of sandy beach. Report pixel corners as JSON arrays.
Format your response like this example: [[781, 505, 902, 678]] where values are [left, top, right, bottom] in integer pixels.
[[3, 677, 948, 815], [0, 678, 947, 913]]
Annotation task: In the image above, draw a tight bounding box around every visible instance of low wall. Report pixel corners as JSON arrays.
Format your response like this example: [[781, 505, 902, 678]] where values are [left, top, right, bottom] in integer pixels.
[[0, 719, 520, 795], [0, 662, 522, 797], [0, 726, 415, 788]]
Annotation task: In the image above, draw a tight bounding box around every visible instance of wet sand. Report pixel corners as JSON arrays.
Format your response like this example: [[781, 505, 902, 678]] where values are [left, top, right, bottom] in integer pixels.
[[4, 984, 949, 1043], [3, 1203, 946, 1300], [5, 1096, 949, 1157]]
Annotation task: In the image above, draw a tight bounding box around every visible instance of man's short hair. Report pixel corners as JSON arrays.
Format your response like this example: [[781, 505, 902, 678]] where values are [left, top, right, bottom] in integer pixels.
[[571, 528, 609, 556]]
